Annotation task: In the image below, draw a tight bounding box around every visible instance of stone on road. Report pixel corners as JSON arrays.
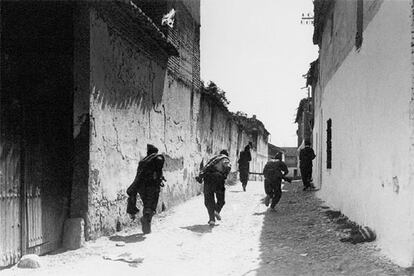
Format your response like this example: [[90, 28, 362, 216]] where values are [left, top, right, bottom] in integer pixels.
[[3, 181, 406, 276], [17, 254, 41, 269]]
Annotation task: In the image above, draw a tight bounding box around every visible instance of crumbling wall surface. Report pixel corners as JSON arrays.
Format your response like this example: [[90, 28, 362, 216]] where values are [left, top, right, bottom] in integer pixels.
[[315, 1, 414, 266], [86, 2, 268, 238], [253, 134, 268, 175], [196, 96, 238, 171], [166, 0, 201, 88], [195, 96, 269, 184], [158, 77, 203, 209], [88, 9, 203, 238]]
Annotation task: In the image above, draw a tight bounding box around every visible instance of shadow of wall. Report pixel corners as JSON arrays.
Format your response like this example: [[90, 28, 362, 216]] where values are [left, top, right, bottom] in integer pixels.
[[86, 8, 170, 238]]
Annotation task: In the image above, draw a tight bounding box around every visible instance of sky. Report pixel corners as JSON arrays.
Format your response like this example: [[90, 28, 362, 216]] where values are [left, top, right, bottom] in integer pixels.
[[200, 0, 318, 147]]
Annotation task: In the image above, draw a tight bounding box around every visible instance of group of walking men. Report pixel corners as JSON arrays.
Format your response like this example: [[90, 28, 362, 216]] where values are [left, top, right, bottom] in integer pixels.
[[126, 140, 315, 233]]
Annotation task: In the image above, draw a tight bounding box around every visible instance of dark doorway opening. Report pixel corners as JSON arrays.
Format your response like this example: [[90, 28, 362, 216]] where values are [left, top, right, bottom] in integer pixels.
[[1, 1, 74, 262]]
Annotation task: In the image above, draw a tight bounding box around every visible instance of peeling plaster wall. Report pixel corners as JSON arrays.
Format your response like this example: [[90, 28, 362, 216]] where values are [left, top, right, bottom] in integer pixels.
[[196, 96, 269, 184], [196, 97, 237, 171], [242, 131, 268, 181], [313, 1, 414, 266], [87, 8, 204, 238], [252, 134, 268, 179], [85, 3, 268, 238]]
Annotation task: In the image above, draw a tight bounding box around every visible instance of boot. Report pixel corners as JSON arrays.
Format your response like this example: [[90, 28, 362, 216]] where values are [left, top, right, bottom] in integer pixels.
[[214, 211, 222, 221], [141, 213, 152, 234]]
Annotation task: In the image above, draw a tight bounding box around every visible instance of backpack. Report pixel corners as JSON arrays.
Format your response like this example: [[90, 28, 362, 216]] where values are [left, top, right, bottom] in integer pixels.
[[202, 154, 230, 175], [126, 153, 164, 216], [196, 154, 231, 183], [263, 160, 283, 181]]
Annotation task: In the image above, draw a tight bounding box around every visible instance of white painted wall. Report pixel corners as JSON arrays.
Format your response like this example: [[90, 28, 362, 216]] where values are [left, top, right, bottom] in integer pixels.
[[314, 1, 414, 266]]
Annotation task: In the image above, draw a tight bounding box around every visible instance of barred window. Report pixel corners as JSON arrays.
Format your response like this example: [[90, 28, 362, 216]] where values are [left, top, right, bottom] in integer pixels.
[[327, 119, 332, 169]]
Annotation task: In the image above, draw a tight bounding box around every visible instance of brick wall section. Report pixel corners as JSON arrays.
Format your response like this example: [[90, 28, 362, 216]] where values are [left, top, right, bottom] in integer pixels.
[[134, 0, 201, 89], [166, 1, 201, 89]]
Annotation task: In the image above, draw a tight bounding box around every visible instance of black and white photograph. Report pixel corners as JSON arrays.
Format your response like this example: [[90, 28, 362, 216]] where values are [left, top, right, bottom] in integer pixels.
[[0, 0, 413, 275]]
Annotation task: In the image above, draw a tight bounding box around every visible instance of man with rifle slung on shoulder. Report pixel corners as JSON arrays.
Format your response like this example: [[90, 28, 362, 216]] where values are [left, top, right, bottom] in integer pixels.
[[126, 144, 165, 234], [196, 150, 231, 226]]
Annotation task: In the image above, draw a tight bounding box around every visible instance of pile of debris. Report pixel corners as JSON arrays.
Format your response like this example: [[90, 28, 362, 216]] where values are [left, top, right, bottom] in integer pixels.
[[324, 209, 376, 244]]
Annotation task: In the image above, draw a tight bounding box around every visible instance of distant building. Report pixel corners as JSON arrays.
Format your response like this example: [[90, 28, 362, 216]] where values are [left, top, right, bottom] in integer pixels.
[[268, 143, 283, 160], [267, 144, 299, 178], [281, 147, 299, 179], [233, 114, 269, 181]]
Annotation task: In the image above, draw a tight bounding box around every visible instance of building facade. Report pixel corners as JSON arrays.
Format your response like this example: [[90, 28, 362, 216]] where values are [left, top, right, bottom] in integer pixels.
[[0, 0, 269, 267], [311, 0, 414, 266], [282, 147, 299, 178]]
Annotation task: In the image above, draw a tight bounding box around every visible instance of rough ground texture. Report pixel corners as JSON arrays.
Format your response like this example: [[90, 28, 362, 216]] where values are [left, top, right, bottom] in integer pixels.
[[2, 181, 409, 276]]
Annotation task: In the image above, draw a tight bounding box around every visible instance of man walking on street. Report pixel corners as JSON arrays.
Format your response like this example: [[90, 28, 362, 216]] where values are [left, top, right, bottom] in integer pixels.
[[238, 144, 252, 192], [263, 152, 289, 211], [299, 140, 316, 191], [127, 144, 165, 234], [197, 150, 231, 226]]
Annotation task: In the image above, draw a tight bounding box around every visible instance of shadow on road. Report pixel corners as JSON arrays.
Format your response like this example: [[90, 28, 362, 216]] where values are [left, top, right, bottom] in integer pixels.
[[254, 181, 328, 275], [254, 181, 408, 275], [109, 233, 146, 243], [180, 224, 213, 234]]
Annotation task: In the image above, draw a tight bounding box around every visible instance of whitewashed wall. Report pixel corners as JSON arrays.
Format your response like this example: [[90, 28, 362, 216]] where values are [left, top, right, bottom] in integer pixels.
[[313, 1, 414, 266]]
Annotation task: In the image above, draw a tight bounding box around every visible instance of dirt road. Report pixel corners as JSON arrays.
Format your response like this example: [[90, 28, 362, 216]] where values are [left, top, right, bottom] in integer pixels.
[[2, 181, 408, 276]]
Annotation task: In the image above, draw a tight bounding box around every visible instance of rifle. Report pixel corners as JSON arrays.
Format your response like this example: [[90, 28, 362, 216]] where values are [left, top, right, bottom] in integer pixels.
[[248, 171, 292, 183]]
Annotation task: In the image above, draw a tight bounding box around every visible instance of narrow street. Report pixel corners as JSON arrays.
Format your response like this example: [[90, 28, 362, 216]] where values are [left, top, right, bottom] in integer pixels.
[[3, 181, 407, 276]]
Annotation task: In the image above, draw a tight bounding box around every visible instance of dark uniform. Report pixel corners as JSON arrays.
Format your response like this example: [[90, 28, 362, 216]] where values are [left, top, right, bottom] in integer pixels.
[[238, 145, 252, 191], [199, 150, 231, 225], [127, 144, 164, 234], [299, 144, 316, 190], [263, 153, 288, 209], [204, 171, 226, 223]]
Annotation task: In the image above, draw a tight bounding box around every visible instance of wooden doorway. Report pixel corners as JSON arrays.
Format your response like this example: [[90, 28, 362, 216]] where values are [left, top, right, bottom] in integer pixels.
[[0, 2, 74, 266]]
